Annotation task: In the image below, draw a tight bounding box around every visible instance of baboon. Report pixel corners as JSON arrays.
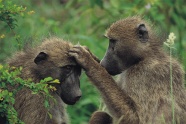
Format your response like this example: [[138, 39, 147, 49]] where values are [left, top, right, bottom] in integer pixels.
[[68, 16, 186, 124], [2, 38, 82, 124]]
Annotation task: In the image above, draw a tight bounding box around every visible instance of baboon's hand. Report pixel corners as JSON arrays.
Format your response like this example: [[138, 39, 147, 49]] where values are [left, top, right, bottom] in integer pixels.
[[68, 45, 98, 70]]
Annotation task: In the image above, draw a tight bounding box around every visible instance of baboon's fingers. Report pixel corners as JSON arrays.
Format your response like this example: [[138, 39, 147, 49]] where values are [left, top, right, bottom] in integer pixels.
[[69, 48, 81, 54], [73, 45, 82, 47], [73, 45, 85, 50], [73, 45, 91, 53], [69, 45, 100, 64], [68, 52, 79, 59], [68, 50, 89, 70], [69, 45, 88, 54]]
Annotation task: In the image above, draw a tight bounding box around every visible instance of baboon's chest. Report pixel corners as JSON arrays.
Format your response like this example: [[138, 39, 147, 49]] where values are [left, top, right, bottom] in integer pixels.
[[49, 96, 69, 124], [117, 71, 162, 123]]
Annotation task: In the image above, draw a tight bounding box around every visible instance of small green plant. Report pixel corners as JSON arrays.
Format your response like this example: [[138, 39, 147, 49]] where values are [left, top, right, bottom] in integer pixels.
[[0, 64, 59, 124], [0, 0, 31, 50], [164, 32, 176, 124], [0, 0, 26, 29]]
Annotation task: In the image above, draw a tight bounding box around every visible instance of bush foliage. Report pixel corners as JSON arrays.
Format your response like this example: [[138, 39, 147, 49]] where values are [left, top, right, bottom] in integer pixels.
[[0, 65, 60, 124], [0, 0, 185, 123]]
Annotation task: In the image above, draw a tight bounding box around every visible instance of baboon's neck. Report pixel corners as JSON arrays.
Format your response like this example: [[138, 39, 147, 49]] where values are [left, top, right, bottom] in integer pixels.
[[7, 49, 39, 82]]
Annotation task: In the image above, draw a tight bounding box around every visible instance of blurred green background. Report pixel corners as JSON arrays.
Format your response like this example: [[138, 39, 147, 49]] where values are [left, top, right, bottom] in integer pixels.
[[0, 0, 186, 124]]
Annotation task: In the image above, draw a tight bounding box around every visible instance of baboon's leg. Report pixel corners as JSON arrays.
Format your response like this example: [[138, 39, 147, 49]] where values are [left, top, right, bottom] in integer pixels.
[[89, 111, 113, 124]]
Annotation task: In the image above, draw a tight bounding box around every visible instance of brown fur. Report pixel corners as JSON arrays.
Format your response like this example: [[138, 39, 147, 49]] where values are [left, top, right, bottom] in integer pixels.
[[68, 16, 186, 124], [6, 38, 79, 124], [89, 111, 113, 124], [8, 38, 75, 82]]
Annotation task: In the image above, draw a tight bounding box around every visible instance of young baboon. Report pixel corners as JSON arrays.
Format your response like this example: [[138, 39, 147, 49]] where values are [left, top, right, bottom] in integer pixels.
[[68, 16, 186, 124], [3, 38, 82, 124]]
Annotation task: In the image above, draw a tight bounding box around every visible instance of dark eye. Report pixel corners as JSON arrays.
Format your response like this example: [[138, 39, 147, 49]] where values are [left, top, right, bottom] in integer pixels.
[[65, 65, 73, 72], [59, 65, 73, 82], [109, 39, 116, 51], [60, 65, 73, 74], [109, 39, 117, 43]]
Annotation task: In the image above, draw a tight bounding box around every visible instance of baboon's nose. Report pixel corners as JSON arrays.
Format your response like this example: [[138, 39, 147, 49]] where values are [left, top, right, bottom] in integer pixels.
[[74, 96, 81, 101]]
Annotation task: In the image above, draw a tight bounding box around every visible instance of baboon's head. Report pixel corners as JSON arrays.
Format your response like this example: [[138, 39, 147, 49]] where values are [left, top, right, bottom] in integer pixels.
[[101, 17, 157, 75], [33, 38, 82, 105]]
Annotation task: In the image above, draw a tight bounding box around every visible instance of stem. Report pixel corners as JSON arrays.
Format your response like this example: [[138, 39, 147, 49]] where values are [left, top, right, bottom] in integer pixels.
[[178, 29, 183, 61], [170, 47, 174, 123], [6, 22, 22, 50]]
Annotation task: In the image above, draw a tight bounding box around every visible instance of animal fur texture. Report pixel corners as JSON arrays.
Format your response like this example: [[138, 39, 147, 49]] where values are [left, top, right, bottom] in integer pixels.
[[6, 38, 82, 124], [68, 16, 186, 124]]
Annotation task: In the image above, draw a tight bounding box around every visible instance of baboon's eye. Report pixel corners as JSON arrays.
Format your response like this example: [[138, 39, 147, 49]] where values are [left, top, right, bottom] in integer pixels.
[[65, 65, 73, 72], [60, 65, 74, 81], [60, 65, 73, 74], [109, 39, 116, 51], [109, 39, 117, 43]]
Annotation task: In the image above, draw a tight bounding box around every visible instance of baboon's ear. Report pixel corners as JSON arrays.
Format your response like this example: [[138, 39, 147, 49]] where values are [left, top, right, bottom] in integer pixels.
[[137, 24, 149, 42], [34, 52, 48, 64]]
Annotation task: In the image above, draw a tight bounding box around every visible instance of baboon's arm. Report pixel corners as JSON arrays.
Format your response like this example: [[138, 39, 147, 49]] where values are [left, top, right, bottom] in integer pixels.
[[82, 46, 100, 63], [69, 46, 139, 123]]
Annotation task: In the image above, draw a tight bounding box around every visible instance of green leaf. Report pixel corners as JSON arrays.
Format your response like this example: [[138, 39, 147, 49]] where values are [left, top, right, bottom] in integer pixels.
[[89, 0, 103, 8], [43, 88, 49, 94], [47, 112, 53, 119], [8, 92, 13, 96], [51, 79, 60, 84], [43, 77, 53, 83], [44, 100, 49, 108]]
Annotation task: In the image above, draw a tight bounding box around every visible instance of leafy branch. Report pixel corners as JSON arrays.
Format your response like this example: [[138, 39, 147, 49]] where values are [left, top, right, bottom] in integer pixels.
[[0, 65, 59, 124], [0, 0, 27, 50]]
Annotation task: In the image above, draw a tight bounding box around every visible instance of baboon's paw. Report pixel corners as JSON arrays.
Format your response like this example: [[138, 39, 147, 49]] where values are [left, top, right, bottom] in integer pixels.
[[68, 45, 91, 69]]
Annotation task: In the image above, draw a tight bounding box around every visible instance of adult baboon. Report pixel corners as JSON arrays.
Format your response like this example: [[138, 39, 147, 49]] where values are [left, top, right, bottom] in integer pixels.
[[2, 38, 82, 124], [68, 16, 186, 124]]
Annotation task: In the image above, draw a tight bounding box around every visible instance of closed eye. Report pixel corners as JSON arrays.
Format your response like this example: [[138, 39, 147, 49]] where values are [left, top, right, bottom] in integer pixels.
[[60, 65, 81, 79], [59, 65, 73, 82], [60, 65, 73, 76], [65, 65, 73, 72]]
